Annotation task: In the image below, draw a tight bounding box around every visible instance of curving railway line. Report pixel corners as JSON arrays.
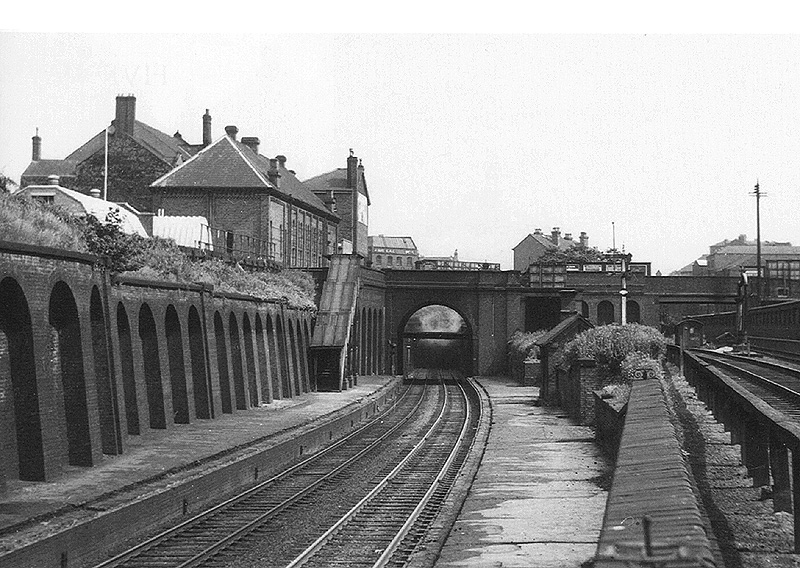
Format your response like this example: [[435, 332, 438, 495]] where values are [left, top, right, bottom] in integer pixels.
[[693, 348, 800, 419], [92, 369, 480, 568]]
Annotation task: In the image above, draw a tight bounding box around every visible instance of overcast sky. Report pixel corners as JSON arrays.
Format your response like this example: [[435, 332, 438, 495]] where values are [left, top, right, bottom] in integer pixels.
[[2, 25, 799, 274]]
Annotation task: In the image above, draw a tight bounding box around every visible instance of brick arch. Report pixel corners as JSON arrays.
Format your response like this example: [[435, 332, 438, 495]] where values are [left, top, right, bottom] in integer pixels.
[[0, 276, 45, 481], [274, 315, 292, 398], [255, 314, 272, 403], [165, 305, 189, 424], [242, 312, 258, 407], [116, 302, 140, 434], [228, 312, 247, 410], [138, 304, 166, 429], [265, 312, 283, 400], [90, 287, 122, 454], [188, 306, 211, 419], [396, 301, 474, 376], [396, 301, 475, 341], [49, 281, 92, 466], [213, 311, 232, 414], [598, 301, 615, 326], [287, 319, 302, 396]]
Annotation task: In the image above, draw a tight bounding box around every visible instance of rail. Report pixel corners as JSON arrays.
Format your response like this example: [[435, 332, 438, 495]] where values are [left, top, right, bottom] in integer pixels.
[[678, 346, 800, 552]]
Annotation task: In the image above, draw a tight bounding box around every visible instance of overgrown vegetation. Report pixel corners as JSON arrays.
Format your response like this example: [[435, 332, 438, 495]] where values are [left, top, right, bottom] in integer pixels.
[[538, 244, 604, 264], [1, 192, 316, 309], [0, 191, 87, 251], [560, 321, 667, 396], [508, 329, 548, 361]]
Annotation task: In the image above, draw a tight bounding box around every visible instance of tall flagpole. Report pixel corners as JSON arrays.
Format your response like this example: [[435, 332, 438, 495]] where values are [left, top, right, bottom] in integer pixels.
[[104, 126, 109, 201]]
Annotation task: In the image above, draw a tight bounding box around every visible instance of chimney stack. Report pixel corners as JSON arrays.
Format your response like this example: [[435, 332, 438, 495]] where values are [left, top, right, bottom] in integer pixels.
[[32, 128, 41, 161], [224, 125, 238, 140], [241, 136, 260, 154], [564, 233, 573, 241], [579, 232, 589, 247], [115, 94, 136, 135], [324, 190, 337, 213], [202, 109, 212, 147], [346, 148, 358, 189], [533, 228, 542, 235], [551, 227, 561, 245], [267, 158, 281, 188]]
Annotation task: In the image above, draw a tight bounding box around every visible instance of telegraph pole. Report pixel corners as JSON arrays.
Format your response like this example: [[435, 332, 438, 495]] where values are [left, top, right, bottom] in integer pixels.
[[751, 181, 765, 301]]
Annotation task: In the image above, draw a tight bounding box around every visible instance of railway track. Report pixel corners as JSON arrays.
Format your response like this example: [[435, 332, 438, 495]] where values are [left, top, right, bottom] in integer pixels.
[[93, 370, 479, 568], [693, 349, 800, 419]]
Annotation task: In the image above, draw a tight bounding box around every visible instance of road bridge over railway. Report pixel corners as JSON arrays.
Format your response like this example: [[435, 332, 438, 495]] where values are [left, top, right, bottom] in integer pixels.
[[380, 266, 741, 376]]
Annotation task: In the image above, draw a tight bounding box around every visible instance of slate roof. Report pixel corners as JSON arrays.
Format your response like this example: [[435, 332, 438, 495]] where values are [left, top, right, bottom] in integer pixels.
[[150, 136, 338, 220], [534, 313, 593, 347], [21, 159, 78, 179], [369, 235, 417, 251], [304, 167, 371, 204], [513, 232, 573, 251], [65, 120, 195, 165]]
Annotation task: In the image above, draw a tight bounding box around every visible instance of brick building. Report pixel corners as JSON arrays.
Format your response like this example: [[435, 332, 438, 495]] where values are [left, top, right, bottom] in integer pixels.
[[150, 128, 339, 268], [368, 235, 418, 269], [305, 150, 370, 258], [21, 95, 204, 212], [512, 227, 589, 272]]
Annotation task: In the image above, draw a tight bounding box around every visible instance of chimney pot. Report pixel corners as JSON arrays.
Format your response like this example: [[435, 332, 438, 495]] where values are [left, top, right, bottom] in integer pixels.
[[224, 125, 238, 140], [276, 155, 287, 167], [534, 228, 542, 235], [564, 233, 573, 241], [347, 150, 358, 189], [241, 136, 260, 154]]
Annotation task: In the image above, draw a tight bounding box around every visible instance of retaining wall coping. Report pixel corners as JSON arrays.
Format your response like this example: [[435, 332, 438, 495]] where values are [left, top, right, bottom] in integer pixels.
[[0, 239, 100, 265]]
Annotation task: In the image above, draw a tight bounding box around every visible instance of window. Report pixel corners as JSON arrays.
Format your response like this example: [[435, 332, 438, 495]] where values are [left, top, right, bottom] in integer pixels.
[[387, 256, 393, 266], [407, 257, 413, 267], [34, 195, 55, 204], [375, 255, 382, 265]]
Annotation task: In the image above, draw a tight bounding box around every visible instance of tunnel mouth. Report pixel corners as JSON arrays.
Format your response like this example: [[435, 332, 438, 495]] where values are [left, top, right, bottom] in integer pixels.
[[401, 305, 472, 375]]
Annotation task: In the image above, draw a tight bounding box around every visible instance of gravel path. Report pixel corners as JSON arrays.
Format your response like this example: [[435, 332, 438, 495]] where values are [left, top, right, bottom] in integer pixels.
[[662, 364, 799, 568]]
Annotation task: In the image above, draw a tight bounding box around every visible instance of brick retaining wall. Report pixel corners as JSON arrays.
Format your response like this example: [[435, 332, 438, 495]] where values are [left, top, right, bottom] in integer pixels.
[[0, 242, 321, 492]]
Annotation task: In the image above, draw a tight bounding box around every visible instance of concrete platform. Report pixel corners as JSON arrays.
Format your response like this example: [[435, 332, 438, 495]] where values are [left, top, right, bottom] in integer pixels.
[[434, 377, 610, 568], [0, 376, 401, 566]]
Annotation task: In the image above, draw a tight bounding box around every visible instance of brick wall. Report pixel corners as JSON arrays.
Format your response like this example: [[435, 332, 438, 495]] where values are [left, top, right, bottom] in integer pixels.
[[0, 242, 316, 492]]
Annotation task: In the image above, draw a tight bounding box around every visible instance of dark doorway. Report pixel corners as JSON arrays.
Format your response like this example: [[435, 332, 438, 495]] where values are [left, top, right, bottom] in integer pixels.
[[525, 297, 561, 332]]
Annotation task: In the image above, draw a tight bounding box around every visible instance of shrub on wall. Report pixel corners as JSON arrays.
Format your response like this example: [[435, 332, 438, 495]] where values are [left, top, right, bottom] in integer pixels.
[[562, 323, 667, 380], [0, 192, 87, 251], [508, 329, 547, 361]]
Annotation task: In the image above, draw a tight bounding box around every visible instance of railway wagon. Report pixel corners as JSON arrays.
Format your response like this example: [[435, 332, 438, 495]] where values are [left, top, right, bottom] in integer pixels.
[[683, 299, 800, 356]]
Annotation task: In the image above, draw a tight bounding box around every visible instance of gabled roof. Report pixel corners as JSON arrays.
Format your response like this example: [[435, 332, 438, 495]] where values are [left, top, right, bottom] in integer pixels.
[[151, 136, 338, 220], [304, 167, 370, 205], [65, 120, 194, 166], [534, 313, 593, 347], [21, 159, 78, 179], [513, 232, 572, 251]]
